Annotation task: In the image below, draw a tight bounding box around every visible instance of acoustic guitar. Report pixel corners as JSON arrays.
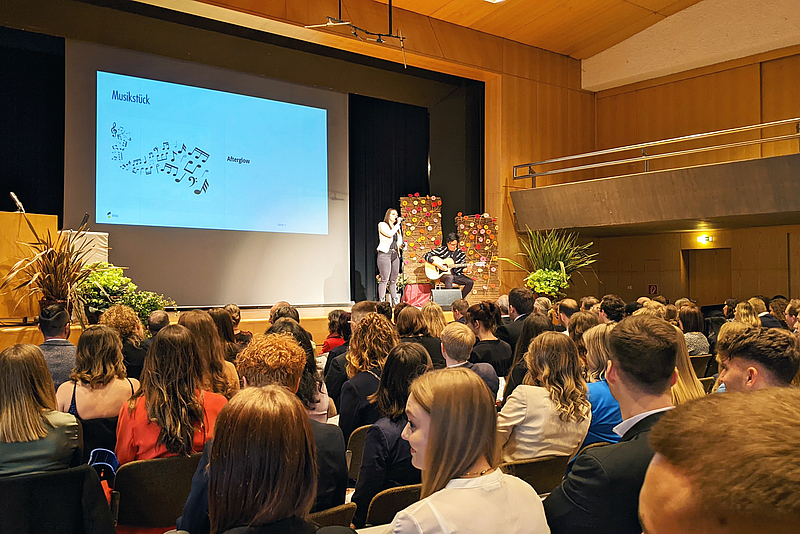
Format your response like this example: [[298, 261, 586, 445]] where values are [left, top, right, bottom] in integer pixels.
[[424, 256, 486, 281]]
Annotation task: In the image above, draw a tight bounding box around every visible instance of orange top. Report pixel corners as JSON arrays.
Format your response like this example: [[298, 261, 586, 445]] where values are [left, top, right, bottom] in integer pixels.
[[115, 390, 227, 465]]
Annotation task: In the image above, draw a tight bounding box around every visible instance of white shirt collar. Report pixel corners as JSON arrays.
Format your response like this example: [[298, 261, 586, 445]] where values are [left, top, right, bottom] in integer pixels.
[[613, 406, 674, 437], [758, 311, 769, 317], [448, 361, 468, 368]]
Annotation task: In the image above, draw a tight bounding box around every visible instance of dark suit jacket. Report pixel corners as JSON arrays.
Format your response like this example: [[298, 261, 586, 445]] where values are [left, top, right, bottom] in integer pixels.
[[121, 339, 147, 381], [543, 411, 668, 534], [400, 335, 445, 369], [338, 371, 382, 444], [496, 314, 528, 353], [461, 361, 499, 397], [760, 314, 783, 329], [324, 344, 349, 410], [176, 420, 348, 534]]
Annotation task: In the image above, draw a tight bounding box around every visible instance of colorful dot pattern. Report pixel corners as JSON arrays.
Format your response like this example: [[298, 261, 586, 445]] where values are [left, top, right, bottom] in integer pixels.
[[455, 213, 500, 304], [400, 195, 443, 284]]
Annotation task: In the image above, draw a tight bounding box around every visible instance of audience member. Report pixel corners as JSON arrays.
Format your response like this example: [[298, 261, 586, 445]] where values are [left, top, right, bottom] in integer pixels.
[[177, 333, 348, 534], [116, 324, 227, 465], [544, 314, 678, 534], [397, 306, 445, 369], [652, 295, 667, 305], [268, 301, 290, 324], [579, 323, 622, 449], [640, 387, 800, 534], [496, 294, 511, 324], [450, 298, 469, 324], [673, 298, 691, 309], [717, 326, 800, 392], [599, 294, 625, 323], [37, 303, 76, 387], [392, 302, 410, 324], [376, 301, 393, 322], [497, 287, 536, 351], [209, 307, 242, 363], [671, 326, 706, 405], [440, 322, 498, 396], [722, 298, 738, 320], [467, 301, 513, 377], [678, 305, 709, 355], [637, 296, 651, 305], [502, 311, 554, 402], [99, 304, 147, 381], [580, 296, 599, 312], [142, 309, 170, 352], [497, 332, 590, 462], [391, 368, 549, 533], [351, 342, 432, 528], [339, 313, 399, 442], [325, 301, 376, 408], [0, 344, 81, 476], [55, 325, 138, 462], [321, 309, 347, 354], [533, 296, 552, 314], [663, 304, 679, 327], [623, 300, 642, 317], [179, 310, 240, 399], [223, 303, 252, 348], [734, 301, 760, 327], [206, 386, 354, 534], [558, 299, 580, 334], [272, 304, 300, 324], [749, 297, 782, 328], [268, 318, 335, 423], [769, 296, 789, 329], [785, 299, 800, 334], [421, 301, 447, 338], [568, 310, 600, 361]]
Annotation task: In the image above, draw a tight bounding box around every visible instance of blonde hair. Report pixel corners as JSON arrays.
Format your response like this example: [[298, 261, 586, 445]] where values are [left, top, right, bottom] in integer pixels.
[[409, 368, 499, 498], [347, 313, 398, 378], [583, 323, 615, 382], [633, 300, 666, 319], [421, 302, 447, 338], [747, 297, 767, 315], [99, 304, 144, 346], [440, 322, 476, 362], [671, 326, 706, 405], [524, 332, 591, 424], [0, 344, 58, 442], [736, 302, 761, 327]]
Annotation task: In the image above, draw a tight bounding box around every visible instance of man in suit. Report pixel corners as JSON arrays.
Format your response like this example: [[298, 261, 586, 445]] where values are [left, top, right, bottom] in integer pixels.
[[544, 314, 678, 534], [441, 321, 499, 397], [496, 287, 536, 352], [717, 325, 799, 393], [324, 300, 377, 409], [558, 298, 579, 335], [749, 296, 782, 329], [177, 333, 348, 534], [640, 387, 800, 534], [496, 294, 512, 325], [37, 304, 76, 388], [141, 309, 170, 352]]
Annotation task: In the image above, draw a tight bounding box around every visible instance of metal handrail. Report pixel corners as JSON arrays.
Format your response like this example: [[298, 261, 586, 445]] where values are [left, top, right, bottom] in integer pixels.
[[513, 116, 800, 180]]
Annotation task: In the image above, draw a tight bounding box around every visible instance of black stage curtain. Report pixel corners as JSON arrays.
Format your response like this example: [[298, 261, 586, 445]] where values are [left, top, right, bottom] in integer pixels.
[[0, 27, 65, 226], [349, 94, 430, 302]]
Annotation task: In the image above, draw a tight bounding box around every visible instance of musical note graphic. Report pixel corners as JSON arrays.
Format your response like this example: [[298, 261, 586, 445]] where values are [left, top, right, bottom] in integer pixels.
[[194, 179, 209, 195], [111, 122, 117, 136]]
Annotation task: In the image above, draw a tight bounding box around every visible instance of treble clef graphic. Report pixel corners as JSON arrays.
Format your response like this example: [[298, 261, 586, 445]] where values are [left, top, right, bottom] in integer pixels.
[[111, 122, 117, 137]]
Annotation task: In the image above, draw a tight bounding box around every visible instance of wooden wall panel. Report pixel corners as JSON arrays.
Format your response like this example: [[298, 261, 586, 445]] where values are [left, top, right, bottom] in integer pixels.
[[761, 54, 800, 158]]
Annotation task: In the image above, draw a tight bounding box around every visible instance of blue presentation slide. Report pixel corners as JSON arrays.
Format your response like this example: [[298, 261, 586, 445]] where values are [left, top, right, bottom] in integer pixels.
[[95, 71, 328, 234]]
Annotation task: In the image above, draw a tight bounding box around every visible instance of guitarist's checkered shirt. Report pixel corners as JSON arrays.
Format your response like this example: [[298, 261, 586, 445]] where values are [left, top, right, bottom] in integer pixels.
[[423, 245, 467, 275]]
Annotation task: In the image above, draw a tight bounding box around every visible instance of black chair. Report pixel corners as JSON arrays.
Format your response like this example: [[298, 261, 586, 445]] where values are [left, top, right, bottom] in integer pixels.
[[310, 502, 357, 528], [690, 354, 714, 378], [500, 455, 571, 494], [112, 453, 202, 528], [346, 424, 372, 481], [0, 464, 116, 534], [365, 483, 422, 527]]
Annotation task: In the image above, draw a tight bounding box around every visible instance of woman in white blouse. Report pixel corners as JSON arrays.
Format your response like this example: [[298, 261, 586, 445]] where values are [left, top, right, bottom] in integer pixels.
[[497, 331, 591, 463], [377, 208, 404, 305], [391, 368, 549, 534]]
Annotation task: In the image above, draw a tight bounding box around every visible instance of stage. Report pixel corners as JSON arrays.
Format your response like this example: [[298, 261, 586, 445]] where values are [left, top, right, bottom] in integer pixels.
[[0, 305, 455, 353]]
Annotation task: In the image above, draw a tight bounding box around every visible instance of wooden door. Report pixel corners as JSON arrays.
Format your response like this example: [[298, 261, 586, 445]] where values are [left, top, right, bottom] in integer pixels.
[[687, 248, 732, 307]]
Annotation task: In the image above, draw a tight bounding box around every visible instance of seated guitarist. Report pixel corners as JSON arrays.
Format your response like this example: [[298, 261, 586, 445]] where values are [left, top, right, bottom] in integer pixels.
[[423, 232, 475, 298]]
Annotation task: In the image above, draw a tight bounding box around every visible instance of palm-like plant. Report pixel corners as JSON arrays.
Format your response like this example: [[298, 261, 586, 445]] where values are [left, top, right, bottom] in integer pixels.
[[0, 212, 99, 319], [501, 227, 598, 297]]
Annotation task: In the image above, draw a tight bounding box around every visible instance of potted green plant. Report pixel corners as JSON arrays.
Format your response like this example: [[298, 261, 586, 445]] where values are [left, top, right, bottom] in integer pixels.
[[501, 227, 598, 299]]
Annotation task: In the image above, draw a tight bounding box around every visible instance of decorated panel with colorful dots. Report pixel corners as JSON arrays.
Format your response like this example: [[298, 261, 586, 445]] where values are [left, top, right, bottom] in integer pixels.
[[455, 213, 500, 304], [399, 193, 443, 284]]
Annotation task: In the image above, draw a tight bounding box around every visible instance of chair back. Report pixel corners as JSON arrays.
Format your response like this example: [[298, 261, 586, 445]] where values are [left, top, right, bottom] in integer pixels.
[[500, 455, 570, 494], [346, 424, 372, 480], [699, 376, 716, 394], [112, 453, 202, 528], [689, 354, 713, 378], [0, 464, 116, 534], [310, 502, 357, 528], [365, 484, 422, 527]]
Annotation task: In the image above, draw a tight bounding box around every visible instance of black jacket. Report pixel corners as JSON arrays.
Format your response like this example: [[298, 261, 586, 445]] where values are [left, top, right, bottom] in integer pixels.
[[324, 346, 349, 410], [543, 411, 668, 534], [496, 314, 527, 353]]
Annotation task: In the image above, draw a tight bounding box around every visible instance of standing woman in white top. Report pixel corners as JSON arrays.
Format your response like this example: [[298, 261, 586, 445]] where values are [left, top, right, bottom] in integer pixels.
[[392, 368, 549, 534], [377, 208, 404, 305]]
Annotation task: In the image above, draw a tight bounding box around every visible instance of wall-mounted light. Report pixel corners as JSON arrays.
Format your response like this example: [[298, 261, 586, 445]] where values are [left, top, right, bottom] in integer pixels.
[[697, 234, 714, 244]]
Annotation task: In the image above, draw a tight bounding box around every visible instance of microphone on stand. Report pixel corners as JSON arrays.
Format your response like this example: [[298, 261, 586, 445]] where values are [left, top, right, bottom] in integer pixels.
[[9, 192, 25, 213]]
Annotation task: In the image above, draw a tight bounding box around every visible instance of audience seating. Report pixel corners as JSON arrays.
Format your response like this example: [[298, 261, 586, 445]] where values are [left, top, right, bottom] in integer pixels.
[[346, 424, 372, 481], [309, 502, 357, 528], [0, 464, 116, 534], [365, 483, 422, 526], [500, 455, 570, 494], [699, 376, 716, 394], [690, 354, 713, 378], [111, 453, 202, 529]]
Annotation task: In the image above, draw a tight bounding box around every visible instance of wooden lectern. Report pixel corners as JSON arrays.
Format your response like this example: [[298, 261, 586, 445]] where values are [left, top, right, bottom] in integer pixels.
[[0, 211, 59, 319]]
